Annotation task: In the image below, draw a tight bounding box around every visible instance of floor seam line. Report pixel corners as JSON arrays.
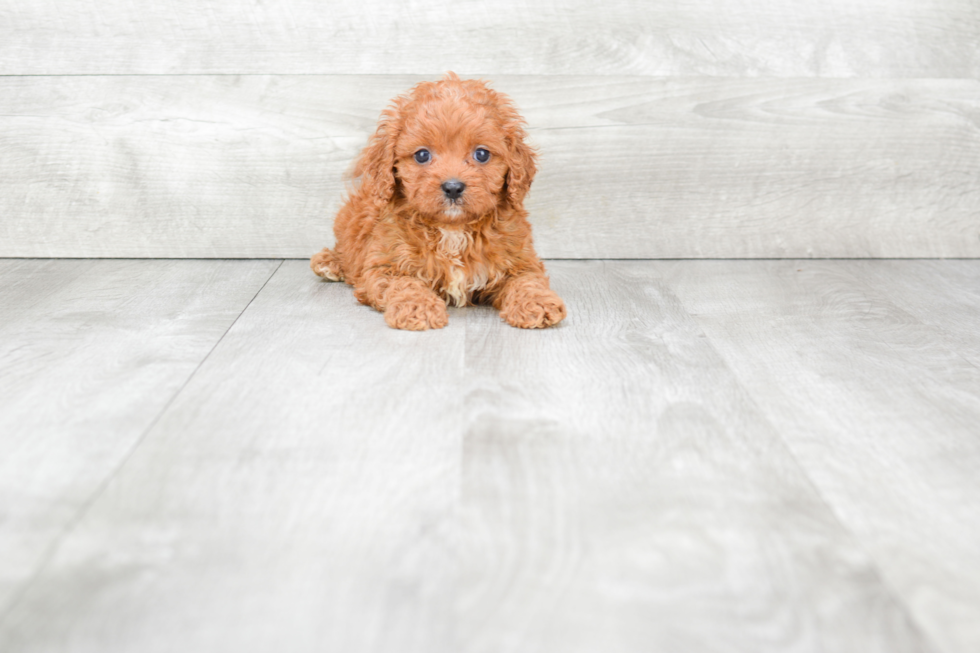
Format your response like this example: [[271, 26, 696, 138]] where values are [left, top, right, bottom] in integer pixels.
[[674, 288, 944, 652], [0, 259, 285, 630], [734, 383, 942, 651]]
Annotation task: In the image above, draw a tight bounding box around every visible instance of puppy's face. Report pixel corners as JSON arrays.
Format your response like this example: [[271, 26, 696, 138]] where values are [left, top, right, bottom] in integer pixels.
[[355, 74, 537, 221], [394, 97, 510, 224]]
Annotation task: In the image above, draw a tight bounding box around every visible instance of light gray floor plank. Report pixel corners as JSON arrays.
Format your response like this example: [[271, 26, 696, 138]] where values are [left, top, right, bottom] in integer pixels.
[[0, 261, 936, 653], [1, 76, 977, 259], [0, 261, 468, 653], [0, 259, 279, 617], [856, 260, 980, 368], [456, 261, 930, 653], [661, 260, 980, 653], [1, 0, 978, 76]]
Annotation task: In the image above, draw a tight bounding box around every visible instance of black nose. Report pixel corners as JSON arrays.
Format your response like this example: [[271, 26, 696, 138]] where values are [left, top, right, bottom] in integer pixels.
[[441, 179, 466, 200]]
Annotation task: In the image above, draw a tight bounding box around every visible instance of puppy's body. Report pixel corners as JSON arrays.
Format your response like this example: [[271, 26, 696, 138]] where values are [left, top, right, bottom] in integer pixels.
[[312, 73, 565, 331]]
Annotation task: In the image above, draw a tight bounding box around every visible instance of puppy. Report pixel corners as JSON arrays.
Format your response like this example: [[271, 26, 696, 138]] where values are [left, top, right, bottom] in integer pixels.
[[311, 73, 566, 331]]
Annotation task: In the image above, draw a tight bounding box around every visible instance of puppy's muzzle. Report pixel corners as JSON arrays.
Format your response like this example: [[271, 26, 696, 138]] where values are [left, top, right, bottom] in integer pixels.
[[441, 179, 466, 201]]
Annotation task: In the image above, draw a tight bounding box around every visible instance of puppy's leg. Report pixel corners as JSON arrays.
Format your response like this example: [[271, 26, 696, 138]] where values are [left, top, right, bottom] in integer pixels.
[[356, 273, 449, 331], [311, 248, 344, 281], [383, 277, 450, 331], [493, 273, 566, 329]]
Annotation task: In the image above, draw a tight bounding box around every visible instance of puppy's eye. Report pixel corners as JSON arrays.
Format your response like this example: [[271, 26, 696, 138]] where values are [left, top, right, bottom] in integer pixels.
[[473, 148, 491, 164], [414, 149, 431, 164]]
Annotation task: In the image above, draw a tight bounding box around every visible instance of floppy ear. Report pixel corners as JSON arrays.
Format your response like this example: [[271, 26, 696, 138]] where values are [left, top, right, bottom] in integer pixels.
[[505, 135, 537, 207], [353, 102, 403, 208], [498, 101, 538, 207]]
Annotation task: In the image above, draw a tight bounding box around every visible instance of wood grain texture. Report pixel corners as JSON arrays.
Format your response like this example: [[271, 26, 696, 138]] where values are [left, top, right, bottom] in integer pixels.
[[0, 261, 469, 653], [0, 261, 936, 653], [1, 75, 978, 259], [856, 260, 980, 368], [661, 259, 980, 653], [0, 259, 279, 617], [456, 262, 931, 652], [0, 0, 978, 77]]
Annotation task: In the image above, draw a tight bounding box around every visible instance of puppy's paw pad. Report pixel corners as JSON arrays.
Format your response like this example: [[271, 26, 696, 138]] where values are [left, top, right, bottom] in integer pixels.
[[501, 290, 566, 329], [385, 296, 449, 331], [311, 251, 344, 281]]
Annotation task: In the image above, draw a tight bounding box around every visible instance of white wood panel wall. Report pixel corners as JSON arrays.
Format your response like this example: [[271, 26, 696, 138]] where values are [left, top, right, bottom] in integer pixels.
[[1, 0, 978, 77], [0, 1, 978, 258]]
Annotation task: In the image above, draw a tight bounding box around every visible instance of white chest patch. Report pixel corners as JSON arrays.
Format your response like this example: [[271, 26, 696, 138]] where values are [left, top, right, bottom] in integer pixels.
[[438, 229, 487, 307], [438, 228, 470, 258]]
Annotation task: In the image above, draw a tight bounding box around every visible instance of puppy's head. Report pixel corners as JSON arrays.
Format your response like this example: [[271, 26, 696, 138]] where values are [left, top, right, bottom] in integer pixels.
[[354, 72, 537, 224]]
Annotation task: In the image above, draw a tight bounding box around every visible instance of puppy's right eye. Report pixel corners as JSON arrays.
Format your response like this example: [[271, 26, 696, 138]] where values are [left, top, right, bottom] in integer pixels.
[[414, 149, 431, 164]]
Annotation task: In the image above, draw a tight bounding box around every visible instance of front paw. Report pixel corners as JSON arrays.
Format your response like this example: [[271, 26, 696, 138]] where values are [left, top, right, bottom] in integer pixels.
[[311, 249, 344, 281], [384, 294, 449, 331], [501, 287, 567, 329]]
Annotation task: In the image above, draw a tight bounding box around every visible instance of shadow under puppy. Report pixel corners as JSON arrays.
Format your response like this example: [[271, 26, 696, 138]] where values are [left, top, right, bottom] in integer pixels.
[[311, 73, 566, 331]]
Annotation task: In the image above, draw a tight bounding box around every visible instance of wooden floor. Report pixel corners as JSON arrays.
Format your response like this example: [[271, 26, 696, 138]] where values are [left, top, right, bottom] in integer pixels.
[[1, 258, 979, 653]]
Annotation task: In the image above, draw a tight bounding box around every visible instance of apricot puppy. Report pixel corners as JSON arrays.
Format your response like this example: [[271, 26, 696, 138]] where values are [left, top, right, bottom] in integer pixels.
[[311, 73, 566, 331]]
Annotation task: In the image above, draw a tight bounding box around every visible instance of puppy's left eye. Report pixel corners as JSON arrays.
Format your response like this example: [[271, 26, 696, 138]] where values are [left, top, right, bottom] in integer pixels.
[[473, 148, 491, 164]]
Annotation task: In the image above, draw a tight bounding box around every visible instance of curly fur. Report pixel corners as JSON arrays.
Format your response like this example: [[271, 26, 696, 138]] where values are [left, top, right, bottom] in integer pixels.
[[311, 73, 566, 331]]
